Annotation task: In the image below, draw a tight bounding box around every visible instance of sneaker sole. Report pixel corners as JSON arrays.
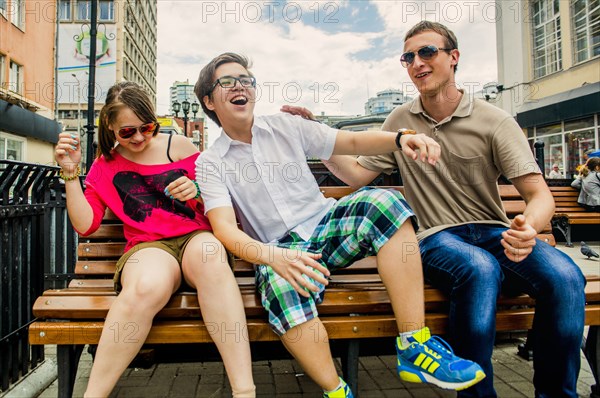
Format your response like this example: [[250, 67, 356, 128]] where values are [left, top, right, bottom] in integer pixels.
[[398, 368, 486, 391]]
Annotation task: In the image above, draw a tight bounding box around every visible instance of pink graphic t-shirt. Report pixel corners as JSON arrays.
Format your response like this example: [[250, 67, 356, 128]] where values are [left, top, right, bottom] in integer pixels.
[[80, 151, 211, 252]]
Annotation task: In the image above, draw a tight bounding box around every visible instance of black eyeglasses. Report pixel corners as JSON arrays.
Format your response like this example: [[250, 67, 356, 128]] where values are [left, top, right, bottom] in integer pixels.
[[117, 122, 158, 139], [400, 45, 454, 68], [210, 76, 256, 92]]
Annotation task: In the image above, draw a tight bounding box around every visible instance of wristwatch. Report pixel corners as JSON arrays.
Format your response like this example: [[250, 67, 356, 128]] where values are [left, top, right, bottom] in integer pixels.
[[395, 128, 417, 150]]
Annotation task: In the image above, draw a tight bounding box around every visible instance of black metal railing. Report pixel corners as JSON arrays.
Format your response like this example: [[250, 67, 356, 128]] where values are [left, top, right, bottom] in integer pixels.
[[0, 160, 77, 392]]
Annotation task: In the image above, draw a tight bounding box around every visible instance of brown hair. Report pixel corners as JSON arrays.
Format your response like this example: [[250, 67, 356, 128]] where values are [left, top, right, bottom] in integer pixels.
[[405, 21, 459, 72], [97, 81, 158, 160], [581, 157, 600, 177], [194, 53, 252, 127]]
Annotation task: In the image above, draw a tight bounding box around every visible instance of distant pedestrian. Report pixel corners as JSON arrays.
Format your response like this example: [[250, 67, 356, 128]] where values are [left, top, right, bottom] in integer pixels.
[[572, 157, 600, 211], [548, 164, 563, 179]]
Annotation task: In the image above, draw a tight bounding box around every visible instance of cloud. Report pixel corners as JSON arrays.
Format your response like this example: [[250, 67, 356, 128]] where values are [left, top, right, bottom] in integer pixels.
[[156, 0, 498, 145]]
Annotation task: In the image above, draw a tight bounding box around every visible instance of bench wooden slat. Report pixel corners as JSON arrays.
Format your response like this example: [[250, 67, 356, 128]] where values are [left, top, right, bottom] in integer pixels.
[[35, 279, 600, 320], [29, 304, 600, 346], [85, 224, 124, 240]]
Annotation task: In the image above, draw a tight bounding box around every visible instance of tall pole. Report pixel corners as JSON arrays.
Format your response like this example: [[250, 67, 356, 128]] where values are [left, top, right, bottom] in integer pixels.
[[71, 74, 81, 136], [85, 0, 98, 172]]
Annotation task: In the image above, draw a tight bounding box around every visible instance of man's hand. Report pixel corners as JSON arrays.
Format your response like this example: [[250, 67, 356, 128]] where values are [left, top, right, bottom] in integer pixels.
[[270, 247, 330, 297], [281, 105, 315, 121], [501, 214, 537, 262], [400, 133, 441, 166]]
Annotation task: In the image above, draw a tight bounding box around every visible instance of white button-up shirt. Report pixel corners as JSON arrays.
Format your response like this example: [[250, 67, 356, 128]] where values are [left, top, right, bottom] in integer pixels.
[[196, 113, 338, 243]]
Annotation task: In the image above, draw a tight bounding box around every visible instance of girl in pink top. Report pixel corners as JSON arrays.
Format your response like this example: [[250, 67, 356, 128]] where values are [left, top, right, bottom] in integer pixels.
[[54, 82, 255, 398]]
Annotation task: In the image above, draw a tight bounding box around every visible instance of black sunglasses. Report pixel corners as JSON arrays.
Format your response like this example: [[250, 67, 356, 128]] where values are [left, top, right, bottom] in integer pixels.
[[400, 45, 454, 68], [210, 76, 256, 93]]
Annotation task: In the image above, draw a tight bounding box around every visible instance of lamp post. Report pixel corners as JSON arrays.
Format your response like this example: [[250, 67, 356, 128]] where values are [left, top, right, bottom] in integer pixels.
[[172, 99, 199, 138], [71, 73, 82, 136]]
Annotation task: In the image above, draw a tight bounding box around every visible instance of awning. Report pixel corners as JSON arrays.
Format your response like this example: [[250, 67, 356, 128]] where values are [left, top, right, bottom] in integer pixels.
[[516, 82, 600, 128], [0, 99, 60, 144]]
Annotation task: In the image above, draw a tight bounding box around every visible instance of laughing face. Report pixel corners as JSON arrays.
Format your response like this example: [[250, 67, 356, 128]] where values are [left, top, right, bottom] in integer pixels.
[[403, 30, 459, 97], [203, 62, 256, 129]]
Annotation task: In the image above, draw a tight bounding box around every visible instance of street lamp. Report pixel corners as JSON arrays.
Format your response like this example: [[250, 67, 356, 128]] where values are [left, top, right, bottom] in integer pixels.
[[172, 99, 199, 137], [71, 73, 82, 136]]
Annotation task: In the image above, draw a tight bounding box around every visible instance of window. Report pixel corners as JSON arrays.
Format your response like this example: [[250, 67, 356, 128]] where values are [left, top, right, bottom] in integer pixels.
[[9, 61, 22, 94], [535, 122, 562, 136], [0, 54, 5, 89], [99, 0, 114, 21], [538, 134, 564, 176], [531, 0, 562, 78], [59, 0, 72, 21], [0, 133, 26, 161], [571, 0, 600, 63], [0, 0, 6, 17], [566, 129, 596, 177], [77, 0, 91, 20], [11, 0, 24, 28]]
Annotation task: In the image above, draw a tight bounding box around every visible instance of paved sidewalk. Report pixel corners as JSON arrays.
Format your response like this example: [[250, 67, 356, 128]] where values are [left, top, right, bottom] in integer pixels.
[[34, 242, 600, 397], [36, 339, 597, 398]]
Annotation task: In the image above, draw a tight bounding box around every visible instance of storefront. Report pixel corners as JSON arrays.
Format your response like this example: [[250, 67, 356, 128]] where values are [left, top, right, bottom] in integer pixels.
[[517, 83, 600, 179], [0, 99, 60, 163]]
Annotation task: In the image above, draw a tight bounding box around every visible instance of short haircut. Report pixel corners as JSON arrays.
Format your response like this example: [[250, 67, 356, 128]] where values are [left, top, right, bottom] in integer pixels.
[[194, 53, 252, 127], [405, 21, 459, 72]]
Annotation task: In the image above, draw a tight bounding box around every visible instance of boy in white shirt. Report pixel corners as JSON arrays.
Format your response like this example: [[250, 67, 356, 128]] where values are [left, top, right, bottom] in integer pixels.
[[194, 52, 485, 398]]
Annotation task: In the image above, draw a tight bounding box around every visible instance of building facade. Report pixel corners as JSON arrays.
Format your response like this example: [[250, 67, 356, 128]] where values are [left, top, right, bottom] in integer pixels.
[[495, 0, 599, 178], [169, 80, 196, 114], [0, 0, 60, 164], [56, 0, 157, 168], [364, 89, 411, 116]]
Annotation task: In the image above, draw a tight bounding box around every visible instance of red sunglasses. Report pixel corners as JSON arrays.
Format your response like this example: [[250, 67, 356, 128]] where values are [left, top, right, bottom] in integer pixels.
[[117, 122, 158, 139]]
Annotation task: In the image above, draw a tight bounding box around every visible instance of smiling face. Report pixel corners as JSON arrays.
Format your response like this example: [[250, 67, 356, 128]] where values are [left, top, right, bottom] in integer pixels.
[[403, 30, 459, 97], [203, 62, 256, 130], [110, 107, 156, 154]]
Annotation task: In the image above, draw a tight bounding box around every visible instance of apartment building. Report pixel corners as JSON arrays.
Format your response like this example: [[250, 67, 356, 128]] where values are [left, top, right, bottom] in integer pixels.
[[364, 89, 411, 116], [0, 0, 60, 164], [495, 0, 599, 178]]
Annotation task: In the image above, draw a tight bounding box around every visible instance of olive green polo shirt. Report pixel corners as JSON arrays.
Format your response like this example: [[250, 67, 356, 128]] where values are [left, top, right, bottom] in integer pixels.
[[357, 90, 541, 241]]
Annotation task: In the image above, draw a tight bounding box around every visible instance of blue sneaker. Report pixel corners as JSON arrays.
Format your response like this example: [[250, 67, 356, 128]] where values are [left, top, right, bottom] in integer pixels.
[[396, 327, 486, 390], [323, 378, 354, 398]]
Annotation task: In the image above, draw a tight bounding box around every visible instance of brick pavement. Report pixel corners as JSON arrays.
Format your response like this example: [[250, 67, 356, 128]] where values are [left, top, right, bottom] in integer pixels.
[[36, 334, 596, 397]]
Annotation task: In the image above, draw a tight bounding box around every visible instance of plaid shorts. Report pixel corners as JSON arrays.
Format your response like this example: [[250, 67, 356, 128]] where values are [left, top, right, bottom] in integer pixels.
[[256, 187, 417, 335]]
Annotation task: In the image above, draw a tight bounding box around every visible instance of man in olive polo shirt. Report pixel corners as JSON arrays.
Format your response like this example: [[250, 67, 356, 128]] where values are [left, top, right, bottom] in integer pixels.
[[316, 21, 586, 398]]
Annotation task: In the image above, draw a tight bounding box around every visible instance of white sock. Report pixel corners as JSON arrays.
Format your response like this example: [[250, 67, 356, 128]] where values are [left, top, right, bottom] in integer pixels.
[[324, 377, 344, 393], [398, 329, 419, 349]]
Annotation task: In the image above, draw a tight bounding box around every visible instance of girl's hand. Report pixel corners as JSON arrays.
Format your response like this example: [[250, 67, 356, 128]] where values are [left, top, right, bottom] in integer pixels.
[[164, 176, 198, 201], [55, 132, 82, 175]]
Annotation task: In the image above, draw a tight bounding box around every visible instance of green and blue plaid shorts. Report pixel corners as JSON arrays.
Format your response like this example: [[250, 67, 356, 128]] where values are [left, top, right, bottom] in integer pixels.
[[256, 187, 417, 335]]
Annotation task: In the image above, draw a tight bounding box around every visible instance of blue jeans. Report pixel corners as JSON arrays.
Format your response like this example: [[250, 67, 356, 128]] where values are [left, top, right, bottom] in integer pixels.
[[420, 224, 586, 398]]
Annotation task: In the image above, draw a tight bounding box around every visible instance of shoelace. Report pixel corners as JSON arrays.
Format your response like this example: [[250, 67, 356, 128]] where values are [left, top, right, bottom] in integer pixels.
[[422, 336, 455, 359], [406, 335, 455, 359]]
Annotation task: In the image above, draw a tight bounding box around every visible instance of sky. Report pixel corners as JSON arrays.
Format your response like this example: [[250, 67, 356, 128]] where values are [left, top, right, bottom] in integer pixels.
[[155, 0, 499, 145]]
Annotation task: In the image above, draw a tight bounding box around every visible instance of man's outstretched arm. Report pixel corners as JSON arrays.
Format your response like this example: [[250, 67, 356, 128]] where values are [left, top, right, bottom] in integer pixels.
[[322, 155, 380, 190]]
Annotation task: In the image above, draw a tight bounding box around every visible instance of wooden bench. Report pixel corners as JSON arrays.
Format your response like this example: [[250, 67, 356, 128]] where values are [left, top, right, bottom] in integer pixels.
[[28, 186, 600, 397], [549, 186, 600, 247]]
